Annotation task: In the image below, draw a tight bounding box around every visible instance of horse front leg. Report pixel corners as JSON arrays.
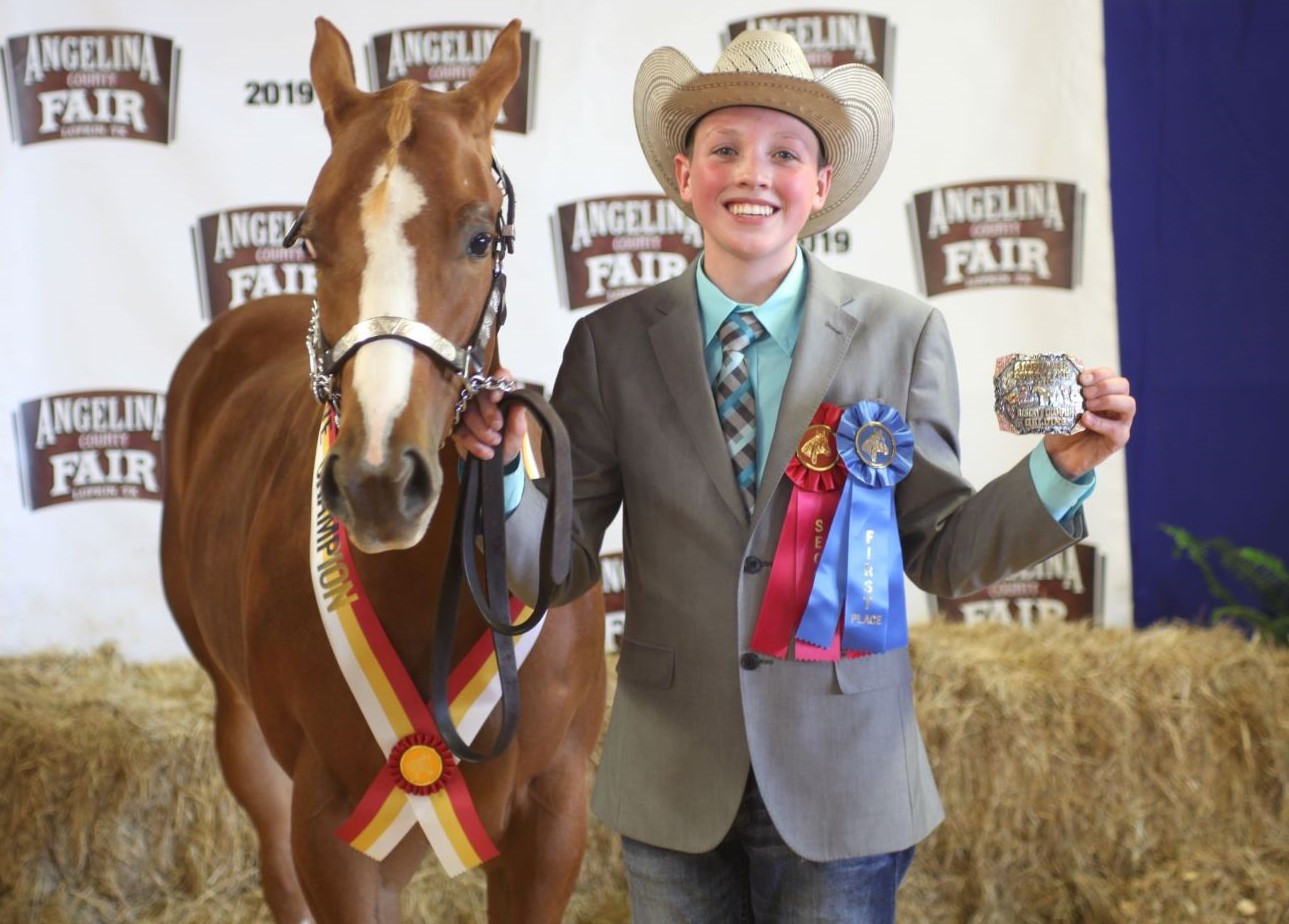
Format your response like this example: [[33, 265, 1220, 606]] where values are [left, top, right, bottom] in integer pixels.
[[484, 702, 603, 924], [484, 754, 593, 923], [289, 748, 423, 924], [210, 680, 314, 924]]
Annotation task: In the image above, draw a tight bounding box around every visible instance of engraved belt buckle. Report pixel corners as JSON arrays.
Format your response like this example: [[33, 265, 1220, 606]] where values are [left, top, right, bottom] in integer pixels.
[[993, 353, 1084, 435]]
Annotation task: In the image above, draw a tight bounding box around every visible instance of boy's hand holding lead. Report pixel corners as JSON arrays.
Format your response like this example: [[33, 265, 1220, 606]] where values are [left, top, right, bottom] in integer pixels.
[[451, 365, 527, 464]]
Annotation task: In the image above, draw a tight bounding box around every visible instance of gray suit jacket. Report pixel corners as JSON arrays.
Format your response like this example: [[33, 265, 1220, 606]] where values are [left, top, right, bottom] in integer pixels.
[[507, 253, 1084, 860]]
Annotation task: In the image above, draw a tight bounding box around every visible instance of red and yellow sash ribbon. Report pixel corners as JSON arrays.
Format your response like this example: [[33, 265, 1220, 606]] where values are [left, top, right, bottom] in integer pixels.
[[310, 410, 542, 874]]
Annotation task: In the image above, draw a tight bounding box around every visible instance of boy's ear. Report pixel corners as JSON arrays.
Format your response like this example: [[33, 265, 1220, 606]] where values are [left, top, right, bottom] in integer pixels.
[[674, 152, 694, 204], [813, 163, 834, 211]]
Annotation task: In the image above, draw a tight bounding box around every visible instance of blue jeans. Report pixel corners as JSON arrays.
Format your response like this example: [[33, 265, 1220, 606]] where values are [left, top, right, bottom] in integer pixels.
[[621, 773, 914, 924]]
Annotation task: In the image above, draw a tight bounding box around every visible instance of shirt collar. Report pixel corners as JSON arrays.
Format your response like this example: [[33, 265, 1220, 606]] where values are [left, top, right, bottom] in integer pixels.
[[697, 247, 806, 354]]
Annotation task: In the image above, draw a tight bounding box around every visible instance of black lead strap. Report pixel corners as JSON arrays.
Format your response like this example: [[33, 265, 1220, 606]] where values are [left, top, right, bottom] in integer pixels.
[[429, 388, 573, 763]]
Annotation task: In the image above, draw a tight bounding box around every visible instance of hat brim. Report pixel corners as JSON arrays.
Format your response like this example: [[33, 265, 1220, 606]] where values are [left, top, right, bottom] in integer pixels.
[[634, 46, 894, 239]]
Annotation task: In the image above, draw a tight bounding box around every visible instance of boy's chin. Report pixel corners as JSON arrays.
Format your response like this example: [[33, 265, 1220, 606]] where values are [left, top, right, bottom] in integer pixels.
[[708, 236, 800, 264]]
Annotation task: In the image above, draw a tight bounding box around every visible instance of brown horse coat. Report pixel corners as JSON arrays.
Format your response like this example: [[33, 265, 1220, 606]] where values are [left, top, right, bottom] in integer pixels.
[[160, 19, 604, 924]]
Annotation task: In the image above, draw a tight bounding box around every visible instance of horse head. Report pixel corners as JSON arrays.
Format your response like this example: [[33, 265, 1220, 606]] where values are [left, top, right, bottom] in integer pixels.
[[290, 17, 521, 553]]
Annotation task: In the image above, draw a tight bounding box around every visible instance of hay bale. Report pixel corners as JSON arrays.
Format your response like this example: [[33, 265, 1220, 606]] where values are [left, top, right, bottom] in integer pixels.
[[2, 623, 1286, 923], [903, 622, 1289, 924], [0, 648, 263, 924], [0, 646, 624, 924]]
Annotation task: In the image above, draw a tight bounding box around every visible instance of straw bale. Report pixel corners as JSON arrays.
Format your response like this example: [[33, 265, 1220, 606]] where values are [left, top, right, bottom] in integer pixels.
[[901, 621, 1289, 924], [1, 622, 1286, 923], [0, 647, 262, 924]]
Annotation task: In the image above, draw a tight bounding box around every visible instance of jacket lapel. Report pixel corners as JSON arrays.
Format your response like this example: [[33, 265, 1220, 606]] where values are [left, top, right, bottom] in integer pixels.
[[648, 265, 749, 524], [752, 254, 863, 524]]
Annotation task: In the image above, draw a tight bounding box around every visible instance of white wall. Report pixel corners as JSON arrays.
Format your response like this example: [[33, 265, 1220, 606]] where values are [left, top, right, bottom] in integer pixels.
[[0, 0, 1128, 659]]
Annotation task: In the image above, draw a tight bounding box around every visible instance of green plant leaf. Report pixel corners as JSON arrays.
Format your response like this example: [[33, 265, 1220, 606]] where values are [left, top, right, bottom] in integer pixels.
[[1161, 524, 1288, 646]]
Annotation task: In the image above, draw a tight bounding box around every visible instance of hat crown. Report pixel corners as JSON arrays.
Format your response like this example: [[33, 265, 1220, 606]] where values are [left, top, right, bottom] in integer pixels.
[[711, 30, 815, 82]]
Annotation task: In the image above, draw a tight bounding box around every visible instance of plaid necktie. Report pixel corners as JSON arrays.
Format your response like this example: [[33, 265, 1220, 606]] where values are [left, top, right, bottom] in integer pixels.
[[714, 310, 767, 514]]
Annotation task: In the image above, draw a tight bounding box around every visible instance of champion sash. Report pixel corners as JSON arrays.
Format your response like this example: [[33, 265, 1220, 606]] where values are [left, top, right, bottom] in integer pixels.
[[310, 410, 542, 874]]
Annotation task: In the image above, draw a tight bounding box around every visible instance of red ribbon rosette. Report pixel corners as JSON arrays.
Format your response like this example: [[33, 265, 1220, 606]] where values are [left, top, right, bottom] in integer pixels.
[[386, 732, 455, 796], [749, 404, 851, 660]]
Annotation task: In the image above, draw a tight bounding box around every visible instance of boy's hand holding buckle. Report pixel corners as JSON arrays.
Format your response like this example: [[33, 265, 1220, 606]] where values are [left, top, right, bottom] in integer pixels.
[[1043, 367, 1136, 480]]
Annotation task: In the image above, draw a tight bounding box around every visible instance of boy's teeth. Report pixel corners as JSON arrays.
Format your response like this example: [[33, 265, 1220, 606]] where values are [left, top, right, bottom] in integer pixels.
[[729, 203, 773, 216]]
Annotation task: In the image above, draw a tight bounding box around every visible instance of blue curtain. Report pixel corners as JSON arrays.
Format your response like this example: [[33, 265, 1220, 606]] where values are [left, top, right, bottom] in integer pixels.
[[1103, 0, 1289, 625]]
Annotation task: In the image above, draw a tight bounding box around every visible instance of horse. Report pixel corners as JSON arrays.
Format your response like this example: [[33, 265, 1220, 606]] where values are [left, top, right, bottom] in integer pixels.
[[160, 18, 606, 923]]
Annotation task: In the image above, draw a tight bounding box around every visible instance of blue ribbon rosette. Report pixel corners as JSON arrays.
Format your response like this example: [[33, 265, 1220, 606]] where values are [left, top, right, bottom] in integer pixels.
[[794, 401, 914, 655]]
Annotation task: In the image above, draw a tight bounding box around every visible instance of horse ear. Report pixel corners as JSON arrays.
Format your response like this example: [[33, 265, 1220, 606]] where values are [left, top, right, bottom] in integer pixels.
[[311, 17, 362, 137], [461, 19, 523, 132]]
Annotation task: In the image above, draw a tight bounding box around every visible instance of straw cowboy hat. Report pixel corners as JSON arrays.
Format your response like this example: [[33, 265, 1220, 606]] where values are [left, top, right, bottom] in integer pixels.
[[633, 29, 894, 238]]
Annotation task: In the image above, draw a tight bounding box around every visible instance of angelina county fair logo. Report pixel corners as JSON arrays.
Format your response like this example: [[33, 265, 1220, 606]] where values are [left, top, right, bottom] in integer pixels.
[[907, 179, 1084, 296], [368, 24, 537, 133], [13, 390, 166, 509], [936, 543, 1099, 626], [192, 205, 314, 320], [600, 551, 626, 652], [552, 194, 702, 311], [727, 10, 893, 78], [2, 29, 179, 145]]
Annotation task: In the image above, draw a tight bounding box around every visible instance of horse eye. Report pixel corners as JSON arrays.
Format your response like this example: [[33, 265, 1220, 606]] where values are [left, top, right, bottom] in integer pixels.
[[468, 232, 493, 258]]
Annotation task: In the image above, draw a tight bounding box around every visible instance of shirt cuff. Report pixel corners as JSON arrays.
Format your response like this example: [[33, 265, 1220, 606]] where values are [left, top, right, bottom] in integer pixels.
[[1029, 444, 1095, 524], [503, 453, 525, 516], [454, 454, 526, 517]]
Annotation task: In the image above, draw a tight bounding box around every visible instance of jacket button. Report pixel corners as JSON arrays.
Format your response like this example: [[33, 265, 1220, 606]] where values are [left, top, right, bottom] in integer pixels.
[[742, 556, 764, 574], [740, 652, 768, 671]]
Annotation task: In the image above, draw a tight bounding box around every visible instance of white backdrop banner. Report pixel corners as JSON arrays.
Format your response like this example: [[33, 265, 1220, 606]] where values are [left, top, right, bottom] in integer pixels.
[[0, 0, 1130, 659]]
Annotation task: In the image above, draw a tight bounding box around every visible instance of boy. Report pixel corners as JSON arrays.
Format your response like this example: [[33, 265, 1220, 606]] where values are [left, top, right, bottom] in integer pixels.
[[455, 29, 1135, 924]]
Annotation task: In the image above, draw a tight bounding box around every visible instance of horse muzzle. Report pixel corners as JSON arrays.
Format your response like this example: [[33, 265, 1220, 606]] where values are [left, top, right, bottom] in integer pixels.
[[320, 442, 440, 552]]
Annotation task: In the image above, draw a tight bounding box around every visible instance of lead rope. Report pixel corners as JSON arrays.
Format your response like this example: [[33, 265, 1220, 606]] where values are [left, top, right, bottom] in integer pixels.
[[430, 387, 573, 762]]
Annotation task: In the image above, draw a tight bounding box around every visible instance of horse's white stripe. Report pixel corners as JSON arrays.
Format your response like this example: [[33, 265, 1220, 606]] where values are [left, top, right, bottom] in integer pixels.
[[354, 162, 427, 467]]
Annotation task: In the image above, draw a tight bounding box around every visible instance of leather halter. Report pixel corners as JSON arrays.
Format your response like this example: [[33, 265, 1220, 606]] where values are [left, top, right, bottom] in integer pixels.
[[288, 156, 573, 763], [292, 158, 517, 423]]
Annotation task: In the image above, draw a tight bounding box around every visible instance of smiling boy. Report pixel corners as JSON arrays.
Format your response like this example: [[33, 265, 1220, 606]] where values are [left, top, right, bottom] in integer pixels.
[[677, 105, 831, 304], [455, 29, 1135, 924]]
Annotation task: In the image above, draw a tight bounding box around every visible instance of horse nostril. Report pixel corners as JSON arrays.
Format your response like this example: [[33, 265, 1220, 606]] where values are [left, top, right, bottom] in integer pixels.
[[320, 452, 348, 521], [400, 449, 435, 518]]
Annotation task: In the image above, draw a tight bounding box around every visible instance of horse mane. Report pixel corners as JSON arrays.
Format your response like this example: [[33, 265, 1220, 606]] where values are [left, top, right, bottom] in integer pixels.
[[386, 80, 420, 149]]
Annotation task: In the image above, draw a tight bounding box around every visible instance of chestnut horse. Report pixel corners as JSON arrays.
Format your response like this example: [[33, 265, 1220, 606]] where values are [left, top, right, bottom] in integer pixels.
[[160, 18, 605, 924]]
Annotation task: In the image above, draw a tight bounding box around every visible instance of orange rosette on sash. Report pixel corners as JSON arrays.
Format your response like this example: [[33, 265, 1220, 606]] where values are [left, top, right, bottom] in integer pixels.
[[749, 403, 854, 660]]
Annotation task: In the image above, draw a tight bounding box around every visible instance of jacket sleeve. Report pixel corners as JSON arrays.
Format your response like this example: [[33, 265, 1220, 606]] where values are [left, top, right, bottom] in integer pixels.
[[895, 307, 1086, 598], [504, 316, 623, 606]]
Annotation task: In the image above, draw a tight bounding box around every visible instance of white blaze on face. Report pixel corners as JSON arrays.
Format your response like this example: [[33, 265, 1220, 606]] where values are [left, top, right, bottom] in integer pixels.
[[354, 161, 428, 467]]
